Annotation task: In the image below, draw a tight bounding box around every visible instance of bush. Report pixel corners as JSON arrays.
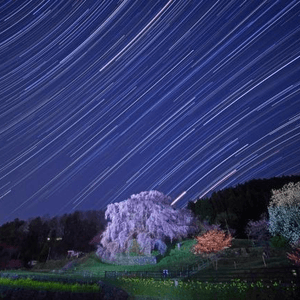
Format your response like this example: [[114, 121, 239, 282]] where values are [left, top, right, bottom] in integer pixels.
[[270, 235, 289, 249], [287, 247, 300, 266], [245, 218, 270, 241]]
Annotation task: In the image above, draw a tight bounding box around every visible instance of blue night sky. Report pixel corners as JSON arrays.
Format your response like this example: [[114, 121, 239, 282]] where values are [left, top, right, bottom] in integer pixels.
[[1, 0, 300, 225]]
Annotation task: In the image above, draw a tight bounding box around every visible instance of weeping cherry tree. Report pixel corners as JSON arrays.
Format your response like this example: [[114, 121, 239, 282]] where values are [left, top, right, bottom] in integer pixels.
[[96, 190, 197, 261]]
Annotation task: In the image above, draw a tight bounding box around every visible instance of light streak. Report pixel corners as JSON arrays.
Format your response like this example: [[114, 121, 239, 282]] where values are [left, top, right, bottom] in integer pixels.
[[171, 191, 187, 206]]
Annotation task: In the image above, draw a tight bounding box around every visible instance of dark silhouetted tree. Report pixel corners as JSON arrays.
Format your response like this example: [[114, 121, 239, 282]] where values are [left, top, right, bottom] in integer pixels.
[[188, 175, 300, 238]]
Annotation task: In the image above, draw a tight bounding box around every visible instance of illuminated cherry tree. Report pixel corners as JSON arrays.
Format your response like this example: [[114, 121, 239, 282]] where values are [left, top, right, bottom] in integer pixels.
[[191, 229, 232, 270], [269, 181, 300, 207], [268, 182, 300, 245], [96, 190, 197, 261]]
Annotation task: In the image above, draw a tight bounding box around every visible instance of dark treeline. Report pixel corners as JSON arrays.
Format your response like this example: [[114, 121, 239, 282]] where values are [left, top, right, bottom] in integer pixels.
[[0, 210, 107, 268], [187, 175, 300, 238], [1, 175, 300, 269]]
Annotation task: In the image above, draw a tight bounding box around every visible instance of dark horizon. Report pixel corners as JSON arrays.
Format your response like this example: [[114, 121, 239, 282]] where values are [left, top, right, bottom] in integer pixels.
[[1, 173, 300, 227]]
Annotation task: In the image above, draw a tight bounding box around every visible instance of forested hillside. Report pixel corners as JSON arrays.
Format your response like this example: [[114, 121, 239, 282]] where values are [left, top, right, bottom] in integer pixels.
[[1, 175, 300, 268], [187, 175, 300, 238], [0, 210, 107, 268]]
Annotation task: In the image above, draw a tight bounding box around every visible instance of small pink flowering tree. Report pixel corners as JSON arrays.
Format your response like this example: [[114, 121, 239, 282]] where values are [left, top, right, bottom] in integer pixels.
[[287, 247, 300, 266], [191, 229, 232, 270]]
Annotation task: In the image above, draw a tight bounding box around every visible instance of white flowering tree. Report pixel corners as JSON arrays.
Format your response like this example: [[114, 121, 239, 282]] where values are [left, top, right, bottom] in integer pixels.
[[268, 182, 300, 245], [96, 190, 198, 261]]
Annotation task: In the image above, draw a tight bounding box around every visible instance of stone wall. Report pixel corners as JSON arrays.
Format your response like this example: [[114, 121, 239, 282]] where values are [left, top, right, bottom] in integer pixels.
[[102, 254, 157, 266]]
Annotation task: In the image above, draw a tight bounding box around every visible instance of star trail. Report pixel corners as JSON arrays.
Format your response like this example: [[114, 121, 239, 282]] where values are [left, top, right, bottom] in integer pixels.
[[1, 0, 300, 225]]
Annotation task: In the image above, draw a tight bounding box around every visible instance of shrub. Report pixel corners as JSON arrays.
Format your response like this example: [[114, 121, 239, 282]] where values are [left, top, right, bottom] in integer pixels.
[[270, 235, 289, 248], [245, 218, 270, 241], [287, 247, 300, 266]]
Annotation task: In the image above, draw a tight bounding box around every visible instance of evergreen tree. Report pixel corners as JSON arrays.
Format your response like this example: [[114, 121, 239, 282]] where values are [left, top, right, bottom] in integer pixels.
[[189, 175, 300, 238]]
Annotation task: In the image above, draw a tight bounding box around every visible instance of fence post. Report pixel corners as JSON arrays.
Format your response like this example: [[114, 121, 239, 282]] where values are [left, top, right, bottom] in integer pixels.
[[290, 266, 300, 286]]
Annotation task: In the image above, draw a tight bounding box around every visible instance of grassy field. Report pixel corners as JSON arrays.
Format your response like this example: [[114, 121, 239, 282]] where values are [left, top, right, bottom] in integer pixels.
[[30, 238, 204, 275], [32, 238, 290, 273], [0, 277, 100, 293], [1, 238, 298, 299], [102, 277, 298, 300], [71, 238, 291, 274]]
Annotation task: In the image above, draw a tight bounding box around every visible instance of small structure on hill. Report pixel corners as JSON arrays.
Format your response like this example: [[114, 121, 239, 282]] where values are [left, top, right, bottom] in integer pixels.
[[67, 250, 84, 259]]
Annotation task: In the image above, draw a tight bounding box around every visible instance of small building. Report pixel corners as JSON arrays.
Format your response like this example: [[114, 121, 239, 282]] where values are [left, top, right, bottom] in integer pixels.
[[67, 250, 84, 259]]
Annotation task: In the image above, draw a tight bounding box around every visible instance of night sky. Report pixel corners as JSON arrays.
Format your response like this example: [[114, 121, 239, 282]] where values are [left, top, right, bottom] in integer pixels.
[[1, 0, 300, 225]]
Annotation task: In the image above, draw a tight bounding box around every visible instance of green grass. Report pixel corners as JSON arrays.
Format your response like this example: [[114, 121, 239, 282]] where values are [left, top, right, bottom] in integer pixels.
[[72, 239, 204, 274], [230, 239, 254, 248], [1, 238, 297, 299], [69, 239, 290, 274], [102, 277, 298, 300], [0, 277, 100, 293], [31, 258, 72, 271], [2, 239, 292, 278]]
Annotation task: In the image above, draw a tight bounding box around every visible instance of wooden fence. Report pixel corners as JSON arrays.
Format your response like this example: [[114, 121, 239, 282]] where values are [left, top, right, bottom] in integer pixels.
[[105, 265, 300, 285], [105, 261, 209, 279], [105, 269, 194, 279], [196, 266, 300, 284]]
